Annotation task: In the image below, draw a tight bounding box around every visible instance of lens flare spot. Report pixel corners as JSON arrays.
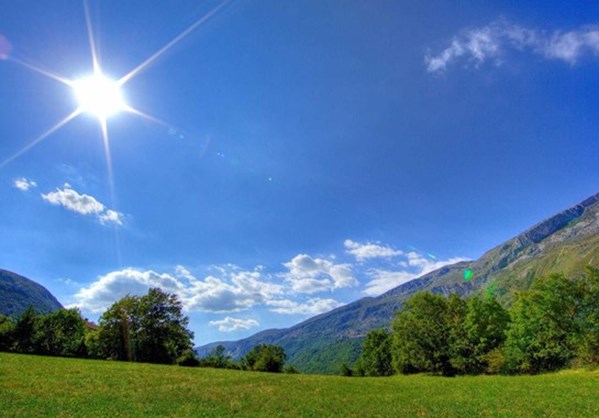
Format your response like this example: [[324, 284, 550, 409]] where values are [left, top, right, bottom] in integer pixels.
[[463, 268, 474, 281], [73, 74, 126, 119]]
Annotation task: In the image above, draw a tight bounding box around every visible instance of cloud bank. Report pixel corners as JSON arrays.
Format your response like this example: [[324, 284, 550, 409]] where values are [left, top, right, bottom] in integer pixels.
[[426, 20, 599, 73]]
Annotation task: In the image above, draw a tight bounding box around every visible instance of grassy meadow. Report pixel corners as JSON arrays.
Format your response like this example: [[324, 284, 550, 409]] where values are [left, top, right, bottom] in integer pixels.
[[1, 353, 598, 417]]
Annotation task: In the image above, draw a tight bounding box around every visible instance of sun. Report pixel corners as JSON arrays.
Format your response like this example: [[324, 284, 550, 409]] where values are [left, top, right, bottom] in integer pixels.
[[73, 74, 127, 119]]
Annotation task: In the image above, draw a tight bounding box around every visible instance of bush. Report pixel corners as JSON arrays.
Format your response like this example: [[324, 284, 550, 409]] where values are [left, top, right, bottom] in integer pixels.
[[177, 349, 200, 367]]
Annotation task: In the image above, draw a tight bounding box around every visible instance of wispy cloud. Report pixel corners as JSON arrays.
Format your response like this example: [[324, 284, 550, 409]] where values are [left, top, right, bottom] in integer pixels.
[[283, 254, 357, 294], [426, 20, 599, 73], [344, 239, 403, 261], [209, 317, 259, 332], [363, 252, 468, 296], [41, 184, 124, 226], [267, 297, 342, 315], [13, 177, 37, 191]]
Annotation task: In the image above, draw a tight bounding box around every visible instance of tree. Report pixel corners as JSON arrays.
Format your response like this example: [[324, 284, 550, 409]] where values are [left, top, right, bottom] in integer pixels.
[[450, 295, 510, 374], [0, 314, 15, 351], [95, 288, 193, 364], [34, 308, 87, 357], [96, 295, 139, 361], [505, 274, 580, 374], [11, 306, 38, 354], [576, 266, 599, 365], [392, 292, 454, 375], [244, 344, 287, 373], [202, 345, 233, 368], [359, 329, 393, 376], [135, 288, 193, 364]]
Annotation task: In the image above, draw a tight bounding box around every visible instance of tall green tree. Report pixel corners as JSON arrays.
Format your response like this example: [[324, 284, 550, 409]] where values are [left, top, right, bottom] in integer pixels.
[[450, 295, 510, 374], [359, 329, 393, 376], [0, 314, 15, 351], [574, 267, 599, 365], [95, 288, 193, 364], [244, 344, 287, 373], [505, 274, 580, 374], [392, 292, 454, 376], [135, 288, 193, 364], [34, 308, 87, 357], [96, 295, 138, 361], [11, 306, 38, 354]]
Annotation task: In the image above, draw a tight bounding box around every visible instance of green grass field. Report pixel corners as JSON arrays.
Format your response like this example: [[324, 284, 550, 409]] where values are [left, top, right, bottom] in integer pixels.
[[1, 353, 598, 417]]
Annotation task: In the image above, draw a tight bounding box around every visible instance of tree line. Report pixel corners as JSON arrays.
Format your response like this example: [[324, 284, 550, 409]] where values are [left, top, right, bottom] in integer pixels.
[[345, 267, 599, 377], [0, 287, 291, 373]]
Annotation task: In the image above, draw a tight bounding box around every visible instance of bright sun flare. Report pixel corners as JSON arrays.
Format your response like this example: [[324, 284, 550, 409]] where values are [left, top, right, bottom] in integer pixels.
[[73, 74, 127, 119]]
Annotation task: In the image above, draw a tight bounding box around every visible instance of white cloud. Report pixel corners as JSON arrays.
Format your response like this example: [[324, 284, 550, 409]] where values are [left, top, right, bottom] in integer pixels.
[[74, 266, 285, 314], [426, 20, 599, 73], [283, 254, 358, 294], [363, 253, 469, 296], [98, 209, 124, 226], [209, 317, 259, 332], [13, 177, 37, 191], [344, 239, 402, 261], [267, 297, 342, 315], [41, 184, 124, 226]]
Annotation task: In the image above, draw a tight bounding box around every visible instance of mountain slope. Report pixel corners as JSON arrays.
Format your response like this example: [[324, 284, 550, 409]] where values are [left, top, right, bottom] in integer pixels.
[[0, 269, 63, 317], [197, 191, 599, 374]]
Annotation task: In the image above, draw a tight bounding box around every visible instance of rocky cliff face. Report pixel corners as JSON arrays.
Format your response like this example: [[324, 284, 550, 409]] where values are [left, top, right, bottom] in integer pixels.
[[197, 191, 599, 373]]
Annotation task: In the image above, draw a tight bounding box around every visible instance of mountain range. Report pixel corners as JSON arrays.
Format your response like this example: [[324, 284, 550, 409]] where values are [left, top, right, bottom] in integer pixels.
[[197, 191, 599, 373], [0, 269, 63, 317]]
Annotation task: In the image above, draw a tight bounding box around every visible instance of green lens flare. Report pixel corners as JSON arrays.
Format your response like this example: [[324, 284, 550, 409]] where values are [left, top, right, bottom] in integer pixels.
[[463, 269, 474, 281]]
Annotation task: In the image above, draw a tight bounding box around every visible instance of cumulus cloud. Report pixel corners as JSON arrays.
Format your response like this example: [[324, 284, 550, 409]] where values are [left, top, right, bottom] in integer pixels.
[[363, 252, 469, 296], [344, 239, 402, 261], [41, 184, 124, 226], [426, 20, 599, 73], [74, 266, 285, 314], [209, 317, 259, 332], [13, 177, 37, 191], [267, 297, 342, 315], [283, 254, 357, 294]]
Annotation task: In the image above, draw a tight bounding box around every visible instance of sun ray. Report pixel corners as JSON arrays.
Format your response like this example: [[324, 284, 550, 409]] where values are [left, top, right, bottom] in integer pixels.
[[98, 116, 122, 266], [8, 56, 73, 86], [0, 109, 81, 169], [125, 106, 176, 131], [83, 0, 101, 74], [118, 0, 230, 86]]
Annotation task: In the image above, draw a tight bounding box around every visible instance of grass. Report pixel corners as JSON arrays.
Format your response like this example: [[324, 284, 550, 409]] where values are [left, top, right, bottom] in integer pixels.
[[1, 353, 598, 417]]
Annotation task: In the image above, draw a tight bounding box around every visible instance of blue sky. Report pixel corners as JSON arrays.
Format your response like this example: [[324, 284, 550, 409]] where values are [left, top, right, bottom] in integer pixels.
[[1, 1, 598, 345]]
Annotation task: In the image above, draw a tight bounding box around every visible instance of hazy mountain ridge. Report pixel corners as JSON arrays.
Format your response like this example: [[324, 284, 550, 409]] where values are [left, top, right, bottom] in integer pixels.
[[0, 269, 63, 317], [197, 191, 599, 374]]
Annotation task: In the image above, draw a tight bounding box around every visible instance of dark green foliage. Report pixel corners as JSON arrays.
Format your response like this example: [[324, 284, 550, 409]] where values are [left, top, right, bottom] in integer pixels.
[[34, 308, 87, 357], [0, 314, 15, 351], [95, 289, 193, 364], [11, 306, 38, 354], [283, 364, 299, 374], [96, 296, 138, 361], [505, 274, 581, 374], [358, 329, 393, 376], [339, 362, 353, 376], [0, 270, 62, 317], [244, 344, 287, 373], [177, 349, 200, 367], [576, 267, 599, 365], [199, 344, 239, 369], [450, 295, 510, 374], [392, 292, 454, 376]]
